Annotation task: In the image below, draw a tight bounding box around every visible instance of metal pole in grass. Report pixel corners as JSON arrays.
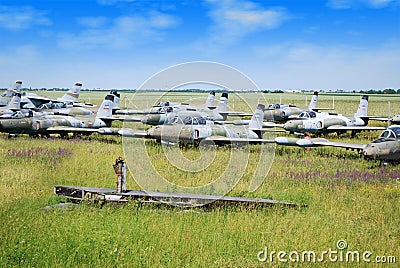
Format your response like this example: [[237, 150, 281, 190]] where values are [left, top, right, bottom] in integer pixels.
[[113, 157, 127, 194]]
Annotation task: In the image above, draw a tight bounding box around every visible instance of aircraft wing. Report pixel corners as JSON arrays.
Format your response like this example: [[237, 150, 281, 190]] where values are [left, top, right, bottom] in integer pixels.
[[114, 110, 164, 115], [46, 126, 121, 135], [367, 117, 391, 122], [98, 116, 142, 122], [46, 126, 99, 133], [275, 137, 366, 150], [72, 102, 97, 108], [117, 128, 148, 138], [219, 111, 253, 117], [23, 94, 66, 107], [311, 107, 334, 112], [218, 119, 284, 128], [203, 136, 275, 145], [326, 126, 386, 132]]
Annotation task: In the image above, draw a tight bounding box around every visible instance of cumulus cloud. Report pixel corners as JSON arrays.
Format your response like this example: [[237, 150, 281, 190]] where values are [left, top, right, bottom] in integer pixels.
[[58, 11, 179, 50], [0, 5, 51, 31], [204, 0, 290, 45]]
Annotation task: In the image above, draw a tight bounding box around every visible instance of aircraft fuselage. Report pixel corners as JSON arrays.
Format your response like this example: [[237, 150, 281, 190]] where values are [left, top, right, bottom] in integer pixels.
[[284, 114, 366, 134]]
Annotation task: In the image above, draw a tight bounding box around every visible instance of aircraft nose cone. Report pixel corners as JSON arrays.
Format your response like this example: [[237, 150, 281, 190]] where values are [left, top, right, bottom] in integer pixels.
[[363, 145, 378, 159], [392, 114, 400, 124], [141, 114, 160, 125], [284, 120, 299, 131]]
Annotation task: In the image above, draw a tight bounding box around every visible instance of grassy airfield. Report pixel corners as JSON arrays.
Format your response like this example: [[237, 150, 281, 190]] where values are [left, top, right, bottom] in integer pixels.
[[0, 92, 399, 267]]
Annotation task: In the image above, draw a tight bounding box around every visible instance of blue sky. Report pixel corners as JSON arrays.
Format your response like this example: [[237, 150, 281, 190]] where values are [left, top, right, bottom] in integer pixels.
[[0, 0, 399, 90]]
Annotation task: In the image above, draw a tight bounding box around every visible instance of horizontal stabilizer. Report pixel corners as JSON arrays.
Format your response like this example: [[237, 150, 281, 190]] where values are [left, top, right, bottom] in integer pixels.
[[46, 126, 98, 133]]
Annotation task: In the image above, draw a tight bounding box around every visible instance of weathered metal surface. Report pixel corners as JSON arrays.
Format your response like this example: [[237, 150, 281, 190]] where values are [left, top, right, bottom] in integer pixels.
[[54, 185, 298, 207]]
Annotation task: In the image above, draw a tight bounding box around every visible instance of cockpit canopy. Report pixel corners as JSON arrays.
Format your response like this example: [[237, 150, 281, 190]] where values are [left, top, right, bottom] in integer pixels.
[[298, 111, 317, 119], [148, 106, 174, 114], [38, 102, 66, 110], [8, 110, 33, 118], [157, 106, 174, 113], [379, 127, 400, 140], [267, 103, 290, 110], [165, 115, 208, 125], [267, 104, 281, 109]]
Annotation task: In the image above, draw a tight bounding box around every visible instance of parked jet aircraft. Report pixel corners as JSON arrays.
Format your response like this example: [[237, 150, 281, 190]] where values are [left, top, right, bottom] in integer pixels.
[[116, 92, 248, 126], [34, 102, 94, 116], [0, 92, 119, 137], [263, 91, 333, 122], [275, 126, 400, 163], [0, 81, 22, 106], [118, 104, 275, 145], [282, 95, 385, 136], [20, 82, 86, 109], [115, 91, 217, 116], [225, 91, 330, 127]]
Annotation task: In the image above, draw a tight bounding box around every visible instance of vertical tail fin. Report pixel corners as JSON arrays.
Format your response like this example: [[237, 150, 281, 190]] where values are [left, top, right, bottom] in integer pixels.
[[249, 104, 265, 130], [7, 93, 21, 110], [249, 104, 265, 139], [355, 95, 368, 117], [308, 91, 318, 110], [216, 92, 228, 112], [96, 93, 115, 118], [205, 91, 215, 109], [1, 81, 22, 98], [108, 90, 120, 111], [58, 82, 82, 104]]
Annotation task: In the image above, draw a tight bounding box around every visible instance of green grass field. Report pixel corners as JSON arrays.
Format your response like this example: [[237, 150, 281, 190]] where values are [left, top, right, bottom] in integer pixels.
[[0, 92, 399, 267]]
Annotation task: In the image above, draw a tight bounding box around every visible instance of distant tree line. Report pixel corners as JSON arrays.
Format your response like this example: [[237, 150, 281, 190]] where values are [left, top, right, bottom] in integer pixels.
[[262, 90, 285, 93], [358, 89, 400, 94]]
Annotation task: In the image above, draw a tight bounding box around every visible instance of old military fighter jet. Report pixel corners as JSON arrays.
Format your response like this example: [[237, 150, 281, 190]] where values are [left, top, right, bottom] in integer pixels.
[[225, 91, 330, 127], [20, 82, 95, 109], [282, 95, 385, 136], [263, 91, 333, 122], [0, 92, 120, 137], [275, 126, 400, 163], [118, 103, 274, 145], [116, 92, 246, 126], [33, 102, 94, 116]]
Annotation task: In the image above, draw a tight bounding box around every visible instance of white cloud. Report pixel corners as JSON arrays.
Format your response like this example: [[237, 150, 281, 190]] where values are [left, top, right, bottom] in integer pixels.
[[205, 0, 290, 45], [327, 0, 396, 9], [58, 12, 180, 50], [0, 6, 51, 31]]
